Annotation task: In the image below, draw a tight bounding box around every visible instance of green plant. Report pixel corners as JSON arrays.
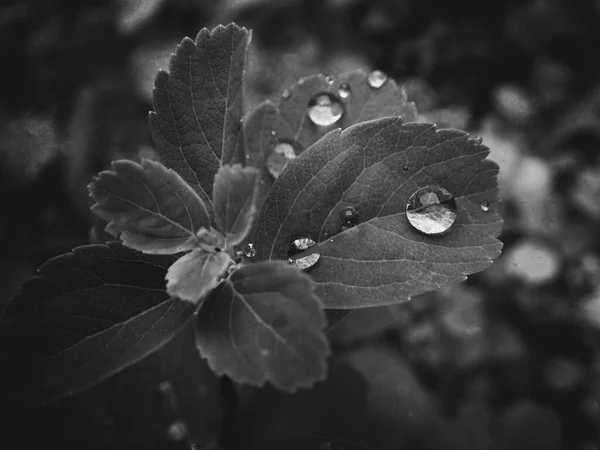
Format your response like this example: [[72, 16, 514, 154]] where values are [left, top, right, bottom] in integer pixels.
[[0, 22, 503, 413]]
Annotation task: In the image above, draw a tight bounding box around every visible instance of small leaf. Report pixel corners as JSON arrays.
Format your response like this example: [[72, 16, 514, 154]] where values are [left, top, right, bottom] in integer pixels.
[[149, 23, 251, 215], [254, 118, 503, 308], [196, 260, 330, 391], [89, 159, 209, 254], [166, 249, 232, 303], [0, 242, 195, 406], [213, 164, 260, 246]]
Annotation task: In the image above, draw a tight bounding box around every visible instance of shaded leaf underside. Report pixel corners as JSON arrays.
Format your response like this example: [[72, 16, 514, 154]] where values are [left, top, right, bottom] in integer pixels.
[[0, 243, 195, 406]]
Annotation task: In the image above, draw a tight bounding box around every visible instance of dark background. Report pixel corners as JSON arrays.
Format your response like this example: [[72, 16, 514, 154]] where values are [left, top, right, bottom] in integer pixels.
[[1, 0, 600, 449]]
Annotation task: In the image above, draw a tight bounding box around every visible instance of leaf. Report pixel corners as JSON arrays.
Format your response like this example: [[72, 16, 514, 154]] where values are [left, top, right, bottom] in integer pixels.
[[166, 249, 232, 303], [89, 159, 210, 254], [195, 260, 330, 391], [148, 23, 251, 215], [254, 118, 504, 308], [0, 242, 195, 406], [213, 164, 260, 246]]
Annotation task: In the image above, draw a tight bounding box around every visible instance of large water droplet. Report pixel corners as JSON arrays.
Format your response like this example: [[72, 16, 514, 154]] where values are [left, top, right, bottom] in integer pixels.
[[307, 93, 344, 126], [288, 237, 320, 270], [244, 243, 256, 258], [266, 140, 298, 178], [281, 89, 291, 100], [406, 186, 457, 235], [338, 83, 351, 99], [339, 206, 360, 228], [367, 70, 388, 88], [480, 201, 490, 212]]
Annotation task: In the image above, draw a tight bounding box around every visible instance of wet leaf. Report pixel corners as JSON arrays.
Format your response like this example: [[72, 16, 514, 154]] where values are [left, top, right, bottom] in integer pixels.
[[89, 159, 210, 254], [196, 260, 329, 390], [254, 118, 503, 308], [149, 23, 251, 216], [213, 164, 260, 246], [0, 243, 195, 406], [166, 249, 232, 303]]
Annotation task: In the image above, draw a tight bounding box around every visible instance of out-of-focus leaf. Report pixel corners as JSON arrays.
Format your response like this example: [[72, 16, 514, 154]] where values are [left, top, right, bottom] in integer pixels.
[[166, 249, 231, 303], [254, 118, 503, 308], [0, 243, 195, 406], [89, 159, 209, 254], [213, 164, 260, 246], [196, 260, 329, 391], [149, 23, 251, 215]]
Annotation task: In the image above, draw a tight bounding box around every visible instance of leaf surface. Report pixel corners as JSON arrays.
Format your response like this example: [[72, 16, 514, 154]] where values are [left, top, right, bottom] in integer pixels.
[[196, 260, 329, 390], [149, 23, 251, 215], [0, 242, 195, 406], [254, 118, 503, 308], [213, 164, 260, 246], [89, 159, 209, 254], [166, 249, 231, 303]]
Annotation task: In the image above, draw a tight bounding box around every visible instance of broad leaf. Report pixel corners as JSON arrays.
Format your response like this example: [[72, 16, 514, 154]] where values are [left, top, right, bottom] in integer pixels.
[[254, 118, 503, 308], [0, 242, 195, 406], [149, 23, 251, 215], [89, 159, 209, 254], [166, 249, 232, 303], [213, 164, 260, 246], [196, 260, 329, 391]]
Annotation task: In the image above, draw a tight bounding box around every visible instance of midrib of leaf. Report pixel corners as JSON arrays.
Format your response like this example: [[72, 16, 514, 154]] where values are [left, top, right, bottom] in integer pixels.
[[226, 279, 306, 362], [43, 296, 183, 362], [221, 34, 234, 165]]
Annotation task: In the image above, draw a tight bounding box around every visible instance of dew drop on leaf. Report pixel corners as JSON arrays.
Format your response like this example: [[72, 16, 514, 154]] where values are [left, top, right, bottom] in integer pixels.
[[367, 70, 388, 88], [403, 164, 409, 171], [307, 93, 344, 126], [339, 206, 360, 228], [325, 75, 336, 85], [244, 243, 256, 258], [338, 83, 351, 99], [287, 237, 320, 270], [406, 186, 457, 235], [167, 420, 188, 442], [281, 89, 291, 100], [266, 140, 297, 178], [480, 201, 490, 212]]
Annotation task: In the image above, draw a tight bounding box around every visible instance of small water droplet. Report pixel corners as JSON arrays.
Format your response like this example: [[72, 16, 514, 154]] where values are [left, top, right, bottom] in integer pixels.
[[288, 237, 320, 270], [480, 201, 490, 212], [323, 227, 331, 237], [406, 186, 457, 235], [367, 70, 388, 88], [281, 89, 291, 100], [307, 93, 344, 126], [326, 75, 336, 85], [338, 83, 351, 99], [266, 140, 298, 178], [339, 206, 360, 228], [270, 130, 276, 136], [403, 164, 409, 171], [244, 243, 256, 258]]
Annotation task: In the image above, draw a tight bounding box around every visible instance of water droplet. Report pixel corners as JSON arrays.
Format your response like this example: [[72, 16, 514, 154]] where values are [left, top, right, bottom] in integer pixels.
[[270, 130, 276, 136], [307, 93, 344, 126], [244, 243, 256, 258], [298, 78, 305, 86], [323, 227, 331, 237], [406, 186, 457, 235], [367, 70, 388, 88], [480, 201, 490, 212], [288, 237, 320, 270], [266, 140, 298, 178], [338, 83, 351, 99], [339, 206, 360, 228], [281, 89, 291, 100], [326, 75, 336, 85], [403, 164, 409, 171]]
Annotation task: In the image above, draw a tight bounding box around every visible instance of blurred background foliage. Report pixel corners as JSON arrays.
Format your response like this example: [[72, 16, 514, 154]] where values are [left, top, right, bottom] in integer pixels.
[[1, 0, 600, 449]]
